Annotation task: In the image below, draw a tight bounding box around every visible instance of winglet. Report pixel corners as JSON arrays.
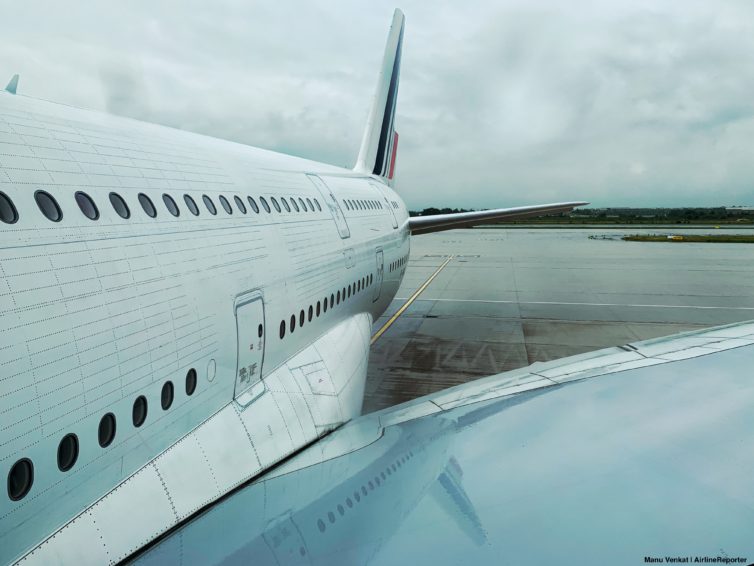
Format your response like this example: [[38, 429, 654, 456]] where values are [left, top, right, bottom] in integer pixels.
[[354, 9, 405, 183], [5, 74, 19, 95]]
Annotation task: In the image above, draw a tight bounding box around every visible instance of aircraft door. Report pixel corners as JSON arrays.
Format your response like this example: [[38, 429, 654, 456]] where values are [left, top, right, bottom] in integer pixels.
[[373, 249, 384, 302], [306, 174, 350, 238], [234, 292, 266, 406], [370, 181, 398, 229]]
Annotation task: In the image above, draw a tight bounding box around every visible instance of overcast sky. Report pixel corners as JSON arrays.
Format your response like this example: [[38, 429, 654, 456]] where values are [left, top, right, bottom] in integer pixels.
[[3, 0, 754, 209]]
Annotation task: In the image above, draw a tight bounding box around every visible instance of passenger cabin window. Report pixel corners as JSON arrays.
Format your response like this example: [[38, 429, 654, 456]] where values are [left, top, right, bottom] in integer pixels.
[[75, 191, 99, 220], [260, 197, 271, 213], [138, 193, 157, 218], [271, 197, 281, 213], [0, 191, 18, 224], [98, 413, 116, 447], [290, 198, 299, 212], [203, 195, 217, 215], [234, 196, 247, 214], [161, 381, 174, 410], [281, 198, 291, 212], [109, 192, 130, 219], [132, 396, 148, 427], [298, 198, 306, 211], [306, 198, 314, 211], [184, 194, 200, 216], [163, 194, 180, 217], [185, 368, 197, 395], [248, 196, 260, 213], [35, 190, 63, 222], [314, 199, 321, 211], [219, 195, 233, 214], [7, 459, 33, 501], [57, 433, 79, 472]]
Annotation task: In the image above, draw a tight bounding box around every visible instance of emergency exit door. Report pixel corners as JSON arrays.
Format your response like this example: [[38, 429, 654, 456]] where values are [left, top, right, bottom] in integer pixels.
[[234, 292, 265, 405], [307, 174, 351, 238], [373, 249, 384, 302]]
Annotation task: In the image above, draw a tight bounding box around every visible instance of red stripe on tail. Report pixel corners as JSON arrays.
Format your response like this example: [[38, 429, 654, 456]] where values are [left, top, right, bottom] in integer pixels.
[[388, 132, 399, 179]]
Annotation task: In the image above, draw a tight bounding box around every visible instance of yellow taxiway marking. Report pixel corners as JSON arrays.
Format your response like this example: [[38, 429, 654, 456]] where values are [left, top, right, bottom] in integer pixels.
[[371, 255, 454, 345]]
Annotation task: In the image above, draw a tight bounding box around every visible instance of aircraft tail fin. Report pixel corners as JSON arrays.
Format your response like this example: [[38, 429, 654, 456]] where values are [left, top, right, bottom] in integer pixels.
[[429, 457, 488, 546], [5, 74, 19, 95], [354, 9, 404, 184]]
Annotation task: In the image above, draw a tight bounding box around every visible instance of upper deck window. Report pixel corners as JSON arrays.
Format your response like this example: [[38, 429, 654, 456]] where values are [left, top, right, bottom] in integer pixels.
[[35, 191, 63, 222], [219, 195, 233, 214], [0, 192, 18, 224], [184, 194, 200, 216], [234, 196, 247, 214], [109, 193, 130, 219], [248, 196, 260, 213], [202, 195, 217, 215], [75, 191, 99, 220], [138, 193, 157, 218], [162, 194, 180, 217]]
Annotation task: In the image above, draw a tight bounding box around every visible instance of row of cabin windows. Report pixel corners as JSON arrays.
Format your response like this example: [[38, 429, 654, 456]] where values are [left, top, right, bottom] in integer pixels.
[[279, 273, 374, 339], [316, 450, 415, 534], [0, 190, 322, 224], [390, 254, 408, 272], [343, 198, 383, 212], [6, 369, 198, 502]]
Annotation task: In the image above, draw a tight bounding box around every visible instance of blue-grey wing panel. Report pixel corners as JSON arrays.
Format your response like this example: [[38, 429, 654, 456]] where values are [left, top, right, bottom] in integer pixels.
[[408, 201, 589, 235], [132, 322, 754, 565]]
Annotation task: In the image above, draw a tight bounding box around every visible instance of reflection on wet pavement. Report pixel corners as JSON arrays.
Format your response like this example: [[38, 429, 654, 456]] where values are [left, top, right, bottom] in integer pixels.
[[365, 226, 754, 413]]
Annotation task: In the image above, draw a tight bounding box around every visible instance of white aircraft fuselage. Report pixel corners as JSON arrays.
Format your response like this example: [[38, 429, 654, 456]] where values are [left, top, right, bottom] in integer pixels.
[[0, 10, 589, 563], [0, 90, 409, 564]]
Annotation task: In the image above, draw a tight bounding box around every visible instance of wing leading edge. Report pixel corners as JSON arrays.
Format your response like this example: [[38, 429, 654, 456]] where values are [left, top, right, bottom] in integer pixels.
[[408, 201, 589, 235]]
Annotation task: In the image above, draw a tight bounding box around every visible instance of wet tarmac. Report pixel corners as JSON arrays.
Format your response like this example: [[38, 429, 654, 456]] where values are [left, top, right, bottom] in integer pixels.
[[365, 226, 754, 413]]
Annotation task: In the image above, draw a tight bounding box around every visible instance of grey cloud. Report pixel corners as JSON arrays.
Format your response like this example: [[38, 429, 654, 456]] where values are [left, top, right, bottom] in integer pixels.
[[2, 0, 753, 208]]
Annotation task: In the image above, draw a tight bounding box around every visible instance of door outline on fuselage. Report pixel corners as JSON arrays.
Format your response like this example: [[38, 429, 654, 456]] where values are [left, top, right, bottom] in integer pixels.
[[234, 290, 266, 407], [306, 174, 351, 238], [373, 248, 384, 303], [369, 180, 398, 229]]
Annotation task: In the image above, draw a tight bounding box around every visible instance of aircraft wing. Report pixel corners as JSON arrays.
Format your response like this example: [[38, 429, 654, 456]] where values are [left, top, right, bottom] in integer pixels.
[[408, 201, 589, 235], [131, 320, 754, 565]]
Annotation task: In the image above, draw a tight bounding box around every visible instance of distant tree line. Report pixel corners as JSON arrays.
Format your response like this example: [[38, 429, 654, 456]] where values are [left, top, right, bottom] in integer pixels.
[[407, 206, 753, 224]]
